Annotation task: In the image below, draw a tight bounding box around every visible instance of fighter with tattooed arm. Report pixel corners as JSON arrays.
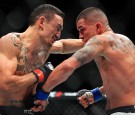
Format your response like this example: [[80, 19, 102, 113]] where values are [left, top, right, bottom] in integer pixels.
[[35, 7, 135, 115], [0, 4, 86, 115]]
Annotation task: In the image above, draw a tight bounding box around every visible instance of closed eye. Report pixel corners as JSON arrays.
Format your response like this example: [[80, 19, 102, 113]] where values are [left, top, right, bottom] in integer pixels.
[[56, 24, 63, 32]]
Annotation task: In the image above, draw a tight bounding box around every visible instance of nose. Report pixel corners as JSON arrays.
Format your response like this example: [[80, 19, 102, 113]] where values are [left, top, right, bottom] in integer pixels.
[[79, 33, 84, 39]]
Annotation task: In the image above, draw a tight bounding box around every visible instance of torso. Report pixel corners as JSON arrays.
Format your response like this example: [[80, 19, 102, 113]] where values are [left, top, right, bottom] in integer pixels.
[[95, 32, 135, 110], [0, 33, 51, 107]]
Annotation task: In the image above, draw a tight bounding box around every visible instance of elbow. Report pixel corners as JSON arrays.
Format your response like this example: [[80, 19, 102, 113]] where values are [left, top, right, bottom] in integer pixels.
[[61, 59, 79, 73], [62, 62, 73, 71]]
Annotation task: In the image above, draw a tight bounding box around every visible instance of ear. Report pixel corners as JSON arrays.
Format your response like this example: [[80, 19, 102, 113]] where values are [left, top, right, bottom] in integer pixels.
[[38, 16, 46, 28], [95, 22, 102, 34]]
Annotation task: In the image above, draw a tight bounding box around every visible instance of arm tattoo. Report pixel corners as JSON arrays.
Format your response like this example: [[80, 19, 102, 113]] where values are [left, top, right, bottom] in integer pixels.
[[72, 45, 95, 65], [72, 37, 102, 65]]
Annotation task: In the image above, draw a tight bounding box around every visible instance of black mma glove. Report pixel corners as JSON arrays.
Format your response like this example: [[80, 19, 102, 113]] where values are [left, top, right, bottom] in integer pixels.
[[33, 62, 53, 101], [24, 62, 53, 109], [76, 89, 90, 97], [77, 87, 104, 102], [32, 62, 54, 84]]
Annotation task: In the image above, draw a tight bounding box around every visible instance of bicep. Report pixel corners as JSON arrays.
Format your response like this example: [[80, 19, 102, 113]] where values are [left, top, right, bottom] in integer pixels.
[[72, 37, 104, 66], [0, 56, 16, 90], [0, 56, 16, 76], [72, 45, 95, 66], [0, 56, 36, 91]]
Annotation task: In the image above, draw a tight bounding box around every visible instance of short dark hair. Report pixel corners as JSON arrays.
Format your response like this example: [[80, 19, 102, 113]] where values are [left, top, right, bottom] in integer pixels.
[[76, 7, 108, 24], [28, 4, 65, 25]]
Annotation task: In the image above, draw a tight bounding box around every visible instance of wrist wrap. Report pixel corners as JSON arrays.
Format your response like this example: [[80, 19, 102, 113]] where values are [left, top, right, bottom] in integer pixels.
[[32, 69, 44, 84], [35, 89, 50, 100], [91, 87, 103, 102]]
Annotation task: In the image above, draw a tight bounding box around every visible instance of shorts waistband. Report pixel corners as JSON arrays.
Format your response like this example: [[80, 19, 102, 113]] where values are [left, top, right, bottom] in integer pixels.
[[106, 105, 135, 115]]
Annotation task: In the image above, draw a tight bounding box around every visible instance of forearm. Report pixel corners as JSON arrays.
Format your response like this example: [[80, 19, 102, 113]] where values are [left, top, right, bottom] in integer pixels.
[[50, 39, 85, 54], [60, 39, 85, 54], [42, 58, 80, 92], [5, 72, 36, 91]]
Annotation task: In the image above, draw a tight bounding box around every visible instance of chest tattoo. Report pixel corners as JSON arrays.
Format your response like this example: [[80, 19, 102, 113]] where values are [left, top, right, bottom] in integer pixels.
[[10, 33, 51, 74], [16, 44, 50, 74]]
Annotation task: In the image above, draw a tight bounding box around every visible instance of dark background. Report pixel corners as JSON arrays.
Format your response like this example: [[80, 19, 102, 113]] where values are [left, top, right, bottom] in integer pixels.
[[0, 0, 135, 92]]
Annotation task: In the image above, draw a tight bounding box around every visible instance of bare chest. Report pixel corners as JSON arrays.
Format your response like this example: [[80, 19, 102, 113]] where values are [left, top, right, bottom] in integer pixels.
[[15, 49, 50, 75]]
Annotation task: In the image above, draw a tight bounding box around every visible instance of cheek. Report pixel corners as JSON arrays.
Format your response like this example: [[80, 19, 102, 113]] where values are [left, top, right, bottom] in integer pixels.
[[85, 31, 92, 38], [44, 30, 54, 38], [87, 30, 96, 38]]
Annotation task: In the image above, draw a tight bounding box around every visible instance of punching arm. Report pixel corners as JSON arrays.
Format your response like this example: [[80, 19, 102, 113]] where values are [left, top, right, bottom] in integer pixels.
[[50, 39, 85, 54]]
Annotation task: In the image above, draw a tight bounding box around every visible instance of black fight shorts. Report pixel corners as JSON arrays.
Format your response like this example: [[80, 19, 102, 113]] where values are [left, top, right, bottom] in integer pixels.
[[0, 106, 35, 115], [106, 105, 135, 115]]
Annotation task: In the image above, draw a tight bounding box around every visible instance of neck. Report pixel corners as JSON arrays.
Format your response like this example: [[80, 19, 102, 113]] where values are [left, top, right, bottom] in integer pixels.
[[103, 26, 113, 33], [21, 26, 42, 50], [21, 25, 52, 56]]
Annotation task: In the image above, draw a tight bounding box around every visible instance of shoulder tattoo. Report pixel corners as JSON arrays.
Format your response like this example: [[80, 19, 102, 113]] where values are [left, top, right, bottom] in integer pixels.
[[10, 33, 21, 49], [72, 37, 101, 65]]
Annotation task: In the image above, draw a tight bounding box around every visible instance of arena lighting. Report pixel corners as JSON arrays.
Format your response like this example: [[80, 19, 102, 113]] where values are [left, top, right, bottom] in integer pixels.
[[49, 91, 77, 98]]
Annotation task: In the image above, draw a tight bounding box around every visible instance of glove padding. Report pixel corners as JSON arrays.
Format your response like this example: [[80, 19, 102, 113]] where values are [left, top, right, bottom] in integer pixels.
[[77, 87, 103, 102], [32, 62, 54, 84], [76, 89, 90, 98], [25, 62, 53, 109]]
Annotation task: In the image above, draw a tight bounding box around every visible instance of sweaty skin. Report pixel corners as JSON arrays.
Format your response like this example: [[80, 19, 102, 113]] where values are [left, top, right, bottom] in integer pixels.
[[39, 7, 135, 110], [0, 32, 84, 107], [43, 31, 135, 110], [0, 33, 51, 107]]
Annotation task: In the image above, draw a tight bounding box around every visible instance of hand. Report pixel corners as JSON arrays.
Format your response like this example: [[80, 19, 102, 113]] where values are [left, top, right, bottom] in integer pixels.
[[77, 91, 94, 108], [77, 87, 104, 108], [32, 62, 54, 84], [30, 99, 49, 112]]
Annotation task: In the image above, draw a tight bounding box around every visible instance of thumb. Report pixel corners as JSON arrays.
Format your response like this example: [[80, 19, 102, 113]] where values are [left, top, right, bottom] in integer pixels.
[[34, 100, 41, 105]]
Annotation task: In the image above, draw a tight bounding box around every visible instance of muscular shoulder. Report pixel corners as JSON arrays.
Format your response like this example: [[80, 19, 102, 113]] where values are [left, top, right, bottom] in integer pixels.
[[85, 33, 132, 48], [85, 35, 110, 49], [0, 32, 22, 58]]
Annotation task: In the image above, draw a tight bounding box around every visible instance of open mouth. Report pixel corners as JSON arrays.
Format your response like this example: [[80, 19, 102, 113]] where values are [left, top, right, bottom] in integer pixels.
[[51, 37, 56, 43]]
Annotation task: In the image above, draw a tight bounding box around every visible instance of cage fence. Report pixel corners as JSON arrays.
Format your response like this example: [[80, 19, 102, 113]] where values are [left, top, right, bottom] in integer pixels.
[[41, 91, 107, 115]]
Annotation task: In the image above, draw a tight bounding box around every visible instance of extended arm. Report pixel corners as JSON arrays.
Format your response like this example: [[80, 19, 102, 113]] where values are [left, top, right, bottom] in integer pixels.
[[50, 38, 85, 54], [32, 37, 105, 111], [43, 36, 105, 92]]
